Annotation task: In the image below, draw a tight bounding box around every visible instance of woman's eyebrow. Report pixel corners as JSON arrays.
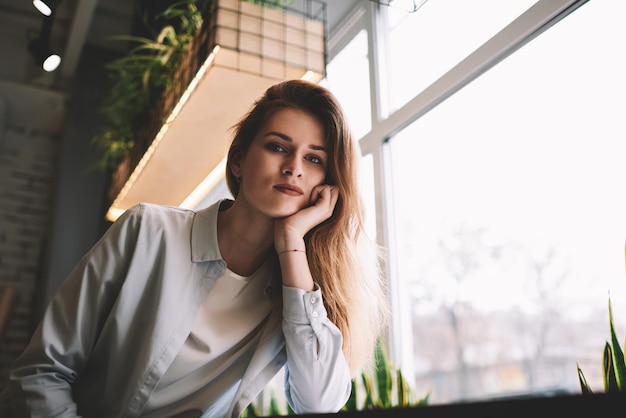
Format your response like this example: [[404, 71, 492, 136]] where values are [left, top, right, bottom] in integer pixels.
[[265, 131, 327, 152]]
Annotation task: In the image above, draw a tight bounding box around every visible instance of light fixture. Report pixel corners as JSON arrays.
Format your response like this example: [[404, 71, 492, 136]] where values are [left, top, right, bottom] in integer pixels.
[[32, 0, 62, 16], [28, 41, 61, 72], [28, 14, 61, 72]]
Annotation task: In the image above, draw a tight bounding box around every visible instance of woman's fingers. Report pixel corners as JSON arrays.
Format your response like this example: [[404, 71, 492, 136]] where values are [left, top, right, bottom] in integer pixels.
[[278, 185, 339, 239], [310, 184, 339, 215]]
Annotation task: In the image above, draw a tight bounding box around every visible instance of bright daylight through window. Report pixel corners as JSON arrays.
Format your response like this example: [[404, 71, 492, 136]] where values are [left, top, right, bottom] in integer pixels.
[[324, 0, 626, 406]]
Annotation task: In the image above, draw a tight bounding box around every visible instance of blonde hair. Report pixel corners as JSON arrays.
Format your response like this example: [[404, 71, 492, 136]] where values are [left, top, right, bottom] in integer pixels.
[[226, 79, 388, 375]]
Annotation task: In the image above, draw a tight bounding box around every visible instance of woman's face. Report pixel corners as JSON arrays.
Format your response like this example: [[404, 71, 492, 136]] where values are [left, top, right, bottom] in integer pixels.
[[233, 107, 328, 218]]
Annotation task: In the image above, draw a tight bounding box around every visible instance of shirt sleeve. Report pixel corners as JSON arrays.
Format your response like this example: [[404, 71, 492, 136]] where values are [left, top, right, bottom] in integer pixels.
[[281, 284, 352, 413], [6, 205, 145, 418]]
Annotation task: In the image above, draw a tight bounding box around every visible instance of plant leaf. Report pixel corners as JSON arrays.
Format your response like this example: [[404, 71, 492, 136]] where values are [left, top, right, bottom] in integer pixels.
[[577, 364, 593, 394], [396, 368, 408, 406], [374, 339, 392, 408], [603, 342, 620, 392], [268, 389, 282, 415], [608, 297, 626, 389], [361, 372, 377, 409]]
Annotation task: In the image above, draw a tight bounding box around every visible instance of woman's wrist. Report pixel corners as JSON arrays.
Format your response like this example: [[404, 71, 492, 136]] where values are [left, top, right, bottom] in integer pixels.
[[274, 233, 305, 256], [278, 248, 306, 256]]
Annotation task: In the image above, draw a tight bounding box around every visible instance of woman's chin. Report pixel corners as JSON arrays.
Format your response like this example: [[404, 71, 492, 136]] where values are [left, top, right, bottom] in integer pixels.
[[268, 202, 306, 219]]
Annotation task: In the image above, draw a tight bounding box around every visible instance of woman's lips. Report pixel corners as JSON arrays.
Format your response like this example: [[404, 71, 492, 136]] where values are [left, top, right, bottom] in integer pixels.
[[274, 184, 304, 196]]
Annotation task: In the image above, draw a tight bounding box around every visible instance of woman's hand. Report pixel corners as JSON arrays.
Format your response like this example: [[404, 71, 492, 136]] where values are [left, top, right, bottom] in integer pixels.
[[274, 184, 339, 254], [274, 185, 338, 290]]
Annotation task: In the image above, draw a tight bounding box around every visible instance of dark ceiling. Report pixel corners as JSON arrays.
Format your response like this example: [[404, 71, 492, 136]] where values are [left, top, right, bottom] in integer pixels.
[[0, 0, 360, 137], [0, 0, 359, 89]]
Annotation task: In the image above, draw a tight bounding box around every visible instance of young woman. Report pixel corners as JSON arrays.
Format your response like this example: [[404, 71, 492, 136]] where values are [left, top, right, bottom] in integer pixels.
[[7, 79, 388, 417]]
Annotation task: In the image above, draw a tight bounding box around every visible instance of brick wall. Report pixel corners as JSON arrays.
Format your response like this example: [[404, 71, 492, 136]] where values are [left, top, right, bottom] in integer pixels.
[[0, 127, 60, 390], [0, 46, 117, 396]]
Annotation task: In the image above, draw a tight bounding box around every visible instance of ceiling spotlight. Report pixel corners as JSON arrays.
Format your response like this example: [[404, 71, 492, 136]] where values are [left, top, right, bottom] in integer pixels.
[[32, 0, 62, 17], [28, 14, 61, 72], [28, 39, 61, 71]]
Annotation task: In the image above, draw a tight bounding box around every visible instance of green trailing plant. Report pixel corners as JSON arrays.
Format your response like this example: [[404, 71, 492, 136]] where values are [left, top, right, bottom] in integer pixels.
[[94, 0, 203, 171], [578, 296, 626, 393], [241, 338, 429, 416]]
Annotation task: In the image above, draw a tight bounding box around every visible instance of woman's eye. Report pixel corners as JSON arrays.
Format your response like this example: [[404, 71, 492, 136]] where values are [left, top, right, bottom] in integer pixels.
[[267, 143, 285, 153], [307, 155, 324, 165]]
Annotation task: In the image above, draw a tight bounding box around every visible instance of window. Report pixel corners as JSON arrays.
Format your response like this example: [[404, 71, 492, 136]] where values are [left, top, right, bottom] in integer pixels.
[[321, 0, 624, 406], [384, 0, 626, 404]]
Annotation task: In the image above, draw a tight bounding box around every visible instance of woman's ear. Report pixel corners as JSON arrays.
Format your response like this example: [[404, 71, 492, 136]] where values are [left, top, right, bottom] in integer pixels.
[[230, 152, 242, 178]]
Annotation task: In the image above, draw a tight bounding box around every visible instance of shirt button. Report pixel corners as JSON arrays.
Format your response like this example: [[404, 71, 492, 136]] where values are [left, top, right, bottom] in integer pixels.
[[310, 297, 317, 304], [312, 311, 318, 318]]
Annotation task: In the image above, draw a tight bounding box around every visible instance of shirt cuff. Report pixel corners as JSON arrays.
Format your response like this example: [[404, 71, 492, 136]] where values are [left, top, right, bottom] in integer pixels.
[[282, 284, 327, 324]]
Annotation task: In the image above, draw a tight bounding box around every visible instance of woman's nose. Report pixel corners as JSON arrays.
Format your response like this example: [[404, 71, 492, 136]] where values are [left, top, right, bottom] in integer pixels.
[[282, 156, 303, 177]]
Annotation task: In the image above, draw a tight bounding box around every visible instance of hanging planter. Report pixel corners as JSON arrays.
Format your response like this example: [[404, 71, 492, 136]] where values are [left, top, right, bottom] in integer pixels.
[[97, 0, 207, 196]]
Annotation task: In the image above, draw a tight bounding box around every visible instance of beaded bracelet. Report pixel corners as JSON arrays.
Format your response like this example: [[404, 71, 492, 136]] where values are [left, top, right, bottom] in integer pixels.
[[278, 249, 306, 256]]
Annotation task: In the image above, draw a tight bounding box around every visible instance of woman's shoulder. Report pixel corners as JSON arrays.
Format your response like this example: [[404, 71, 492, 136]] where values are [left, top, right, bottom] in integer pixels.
[[121, 202, 195, 220], [112, 203, 198, 236], [114, 200, 227, 236]]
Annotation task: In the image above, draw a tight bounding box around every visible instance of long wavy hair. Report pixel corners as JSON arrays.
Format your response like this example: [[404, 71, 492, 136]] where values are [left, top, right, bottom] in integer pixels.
[[225, 79, 388, 375]]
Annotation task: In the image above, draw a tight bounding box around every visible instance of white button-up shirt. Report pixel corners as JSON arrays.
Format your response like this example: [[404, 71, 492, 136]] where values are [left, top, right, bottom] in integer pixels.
[[7, 200, 351, 417]]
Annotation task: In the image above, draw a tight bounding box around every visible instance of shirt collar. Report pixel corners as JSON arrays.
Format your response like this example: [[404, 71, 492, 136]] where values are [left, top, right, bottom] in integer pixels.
[[190, 199, 231, 263], [190, 198, 282, 300]]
